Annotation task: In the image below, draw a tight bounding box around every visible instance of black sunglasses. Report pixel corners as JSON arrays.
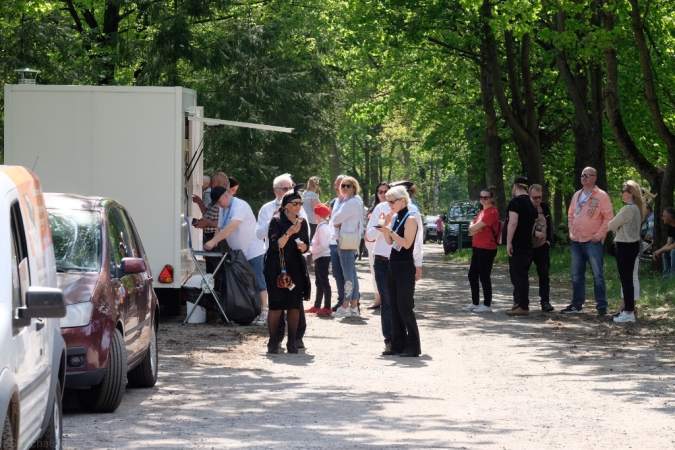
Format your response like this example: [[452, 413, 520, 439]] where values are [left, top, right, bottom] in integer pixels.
[[377, 190, 387, 195], [276, 186, 291, 192], [479, 196, 492, 200], [341, 184, 353, 189]]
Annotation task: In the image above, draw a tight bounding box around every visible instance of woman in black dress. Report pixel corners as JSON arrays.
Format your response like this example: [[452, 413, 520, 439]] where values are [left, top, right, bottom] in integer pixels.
[[264, 189, 311, 354], [382, 186, 421, 357]]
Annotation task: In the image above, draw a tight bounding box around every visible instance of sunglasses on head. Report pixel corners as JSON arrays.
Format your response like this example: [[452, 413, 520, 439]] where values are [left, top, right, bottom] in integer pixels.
[[479, 196, 492, 200], [622, 188, 631, 194]]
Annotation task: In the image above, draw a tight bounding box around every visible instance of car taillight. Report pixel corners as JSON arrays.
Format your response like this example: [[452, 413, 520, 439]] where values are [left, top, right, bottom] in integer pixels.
[[158, 265, 174, 283]]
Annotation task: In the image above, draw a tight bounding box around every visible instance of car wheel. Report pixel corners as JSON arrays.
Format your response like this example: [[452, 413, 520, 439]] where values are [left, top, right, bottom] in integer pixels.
[[76, 328, 127, 413], [128, 322, 158, 388], [1, 412, 13, 450], [32, 379, 62, 450], [443, 238, 451, 255]]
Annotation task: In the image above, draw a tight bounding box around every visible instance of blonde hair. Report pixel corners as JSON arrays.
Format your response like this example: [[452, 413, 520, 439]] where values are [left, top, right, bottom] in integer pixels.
[[624, 180, 646, 220], [341, 176, 361, 196], [385, 186, 410, 205], [307, 176, 320, 191]]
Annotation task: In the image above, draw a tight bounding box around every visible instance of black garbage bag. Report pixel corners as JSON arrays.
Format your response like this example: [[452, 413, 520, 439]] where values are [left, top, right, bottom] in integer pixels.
[[216, 250, 262, 325]]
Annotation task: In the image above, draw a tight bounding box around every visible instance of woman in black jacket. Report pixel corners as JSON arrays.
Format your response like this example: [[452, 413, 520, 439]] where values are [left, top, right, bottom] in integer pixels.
[[264, 189, 311, 354], [528, 184, 554, 312]]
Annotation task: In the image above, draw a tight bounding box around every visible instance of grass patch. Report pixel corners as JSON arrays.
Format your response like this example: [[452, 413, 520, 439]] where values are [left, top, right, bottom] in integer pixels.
[[443, 245, 675, 316]]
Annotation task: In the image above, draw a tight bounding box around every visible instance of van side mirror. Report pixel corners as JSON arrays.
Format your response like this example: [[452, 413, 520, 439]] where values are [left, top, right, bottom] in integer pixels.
[[121, 257, 147, 274], [18, 287, 67, 319]]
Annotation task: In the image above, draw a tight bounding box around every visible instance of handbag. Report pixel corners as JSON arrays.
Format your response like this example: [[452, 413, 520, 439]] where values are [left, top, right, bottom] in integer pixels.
[[339, 231, 360, 250], [276, 247, 293, 289]]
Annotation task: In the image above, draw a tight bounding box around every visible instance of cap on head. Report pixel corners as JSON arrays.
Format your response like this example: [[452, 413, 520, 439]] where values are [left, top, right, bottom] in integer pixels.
[[314, 204, 331, 218], [514, 177, 529, 189], [210, 186, 227, 203]]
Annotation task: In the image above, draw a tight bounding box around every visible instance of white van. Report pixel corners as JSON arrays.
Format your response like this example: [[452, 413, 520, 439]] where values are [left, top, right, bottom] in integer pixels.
[[0, 166, 67, 449]]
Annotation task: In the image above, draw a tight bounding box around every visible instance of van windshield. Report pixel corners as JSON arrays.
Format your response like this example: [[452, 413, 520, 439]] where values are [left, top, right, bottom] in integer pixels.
[[48, 210, 102, 272]]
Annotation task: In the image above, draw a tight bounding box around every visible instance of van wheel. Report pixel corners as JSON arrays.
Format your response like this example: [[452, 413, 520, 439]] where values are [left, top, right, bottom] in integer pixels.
[[76, 329, 126, 413], [32, 379, 62, 449], [128, 323, 158, 388], [1, 413, 14, 450]]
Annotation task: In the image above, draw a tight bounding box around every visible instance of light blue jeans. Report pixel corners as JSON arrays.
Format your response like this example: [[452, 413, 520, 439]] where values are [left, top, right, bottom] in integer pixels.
[[662, 249, 675, 278], [329, 245, 344, 303], [571, 241, 606, 310], [338, 248, 360, 302]]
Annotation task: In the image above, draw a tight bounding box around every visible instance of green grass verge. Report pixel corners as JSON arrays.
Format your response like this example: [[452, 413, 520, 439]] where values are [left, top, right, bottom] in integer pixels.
[[444, 246, 675, 313]]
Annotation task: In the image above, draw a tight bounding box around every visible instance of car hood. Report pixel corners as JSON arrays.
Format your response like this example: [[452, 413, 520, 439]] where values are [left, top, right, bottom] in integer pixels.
[[56, 272, 99, 306], [447, 215, 475, 223]]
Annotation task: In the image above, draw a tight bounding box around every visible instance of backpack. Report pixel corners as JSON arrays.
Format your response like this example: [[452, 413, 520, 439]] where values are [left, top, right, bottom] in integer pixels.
[[493, 218, 507, 245]]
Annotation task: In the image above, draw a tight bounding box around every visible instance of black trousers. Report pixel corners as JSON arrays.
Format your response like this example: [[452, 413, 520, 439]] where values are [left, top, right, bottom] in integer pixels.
[[468, 247, 498, 306], [204, 232, 217, 273], [532, 243, 551, 304], [616, 241, 640, 311], [313, 256, 331, 309], [387, 259, 420, 354], [509, 246, 533, 309], [275, 308, 307, 343]]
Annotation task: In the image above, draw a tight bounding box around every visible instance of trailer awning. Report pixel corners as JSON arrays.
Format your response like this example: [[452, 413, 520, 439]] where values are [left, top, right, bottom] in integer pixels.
[[188, 116, 293, 133]]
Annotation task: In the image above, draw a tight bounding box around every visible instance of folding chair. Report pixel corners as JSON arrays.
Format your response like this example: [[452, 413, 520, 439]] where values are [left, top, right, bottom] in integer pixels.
[[183, 218, 230, 325], [639, 240, 653, 263]]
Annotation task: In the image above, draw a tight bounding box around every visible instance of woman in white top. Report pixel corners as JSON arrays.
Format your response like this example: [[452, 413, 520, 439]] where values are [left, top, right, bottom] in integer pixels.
[[302, 176, 321, 237], [608, 180, 644, 323], [364, 182, 390, 309], [331, 176, 364, 318]]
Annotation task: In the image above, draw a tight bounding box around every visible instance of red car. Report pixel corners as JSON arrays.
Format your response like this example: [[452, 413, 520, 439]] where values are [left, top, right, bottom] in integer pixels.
[[45, 193, 159, 413]]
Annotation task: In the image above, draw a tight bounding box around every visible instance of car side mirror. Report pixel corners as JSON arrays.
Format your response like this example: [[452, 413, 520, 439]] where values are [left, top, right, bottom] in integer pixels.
[[121, 257, 147, 274], [18, 287, 67, 319]]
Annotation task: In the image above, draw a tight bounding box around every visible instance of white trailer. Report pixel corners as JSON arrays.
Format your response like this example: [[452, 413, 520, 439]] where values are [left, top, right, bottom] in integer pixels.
[[4, 85, 204, 314], [5, 84, 292, 316]]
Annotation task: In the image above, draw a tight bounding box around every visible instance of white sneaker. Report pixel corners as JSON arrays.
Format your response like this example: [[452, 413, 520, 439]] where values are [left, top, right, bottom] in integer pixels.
[[332, 307, 351, 318], [254, 310, 268, 326], [473, 305, 492, 313], [349, 307, 360, 317], [462, 304, 479, 311], [613, 311, 636, 323]]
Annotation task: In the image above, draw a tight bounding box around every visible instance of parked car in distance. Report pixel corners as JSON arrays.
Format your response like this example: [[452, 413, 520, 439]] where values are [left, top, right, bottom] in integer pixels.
[[45, 193, 159, 413], [1, 166, 67, 449], [443, 201, 482, 254], [424, 215, 441, 243]]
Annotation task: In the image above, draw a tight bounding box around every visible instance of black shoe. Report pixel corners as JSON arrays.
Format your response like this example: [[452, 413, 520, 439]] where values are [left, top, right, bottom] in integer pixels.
[[366, 304, 381, 310], [286, 345, 298, 354], [597, 308, 607, 316], [541, 302, 554, 312], [295, 339, 305, 349], [331, 302, 341, 312], [382, 349, 401, 356], [399, 351, 420, 357], [561, 304, 583, 314], [267, 344, 278, 354]]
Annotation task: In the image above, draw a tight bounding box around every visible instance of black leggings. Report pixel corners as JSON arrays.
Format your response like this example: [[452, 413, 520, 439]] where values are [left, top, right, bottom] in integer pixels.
[[616, 241, 640, 311], [313, 256, 331, 308], [468, 247, 498, 306]]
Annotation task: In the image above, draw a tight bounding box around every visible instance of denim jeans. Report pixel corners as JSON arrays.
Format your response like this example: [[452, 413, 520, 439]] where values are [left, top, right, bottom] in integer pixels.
[[329, 244, 344, 303], [662, 249, 675, 278], [338, 248, 360, 302], [374, 258, 392, 343], [571, 240, 607, 310]]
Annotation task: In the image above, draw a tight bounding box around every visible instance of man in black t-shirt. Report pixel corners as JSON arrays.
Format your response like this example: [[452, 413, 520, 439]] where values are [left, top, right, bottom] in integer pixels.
[[652, 207, 675, 278], [505, 177, 538, 316]]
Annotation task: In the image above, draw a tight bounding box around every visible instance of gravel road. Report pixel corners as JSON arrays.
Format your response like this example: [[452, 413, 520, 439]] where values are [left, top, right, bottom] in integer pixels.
[[63, 244, 675, 449]]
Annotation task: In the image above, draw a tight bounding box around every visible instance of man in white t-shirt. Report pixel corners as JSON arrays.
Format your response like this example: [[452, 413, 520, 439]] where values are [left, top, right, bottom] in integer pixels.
[[204, 189, 267, 314]]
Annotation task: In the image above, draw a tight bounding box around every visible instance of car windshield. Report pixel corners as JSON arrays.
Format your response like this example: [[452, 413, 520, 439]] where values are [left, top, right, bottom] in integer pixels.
[[49, 210, 102, 272], [447, 203, 481, 218]]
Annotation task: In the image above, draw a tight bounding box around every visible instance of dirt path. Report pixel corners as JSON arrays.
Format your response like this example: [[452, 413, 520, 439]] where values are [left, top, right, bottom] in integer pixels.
[[63, 244, 675, 449]]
